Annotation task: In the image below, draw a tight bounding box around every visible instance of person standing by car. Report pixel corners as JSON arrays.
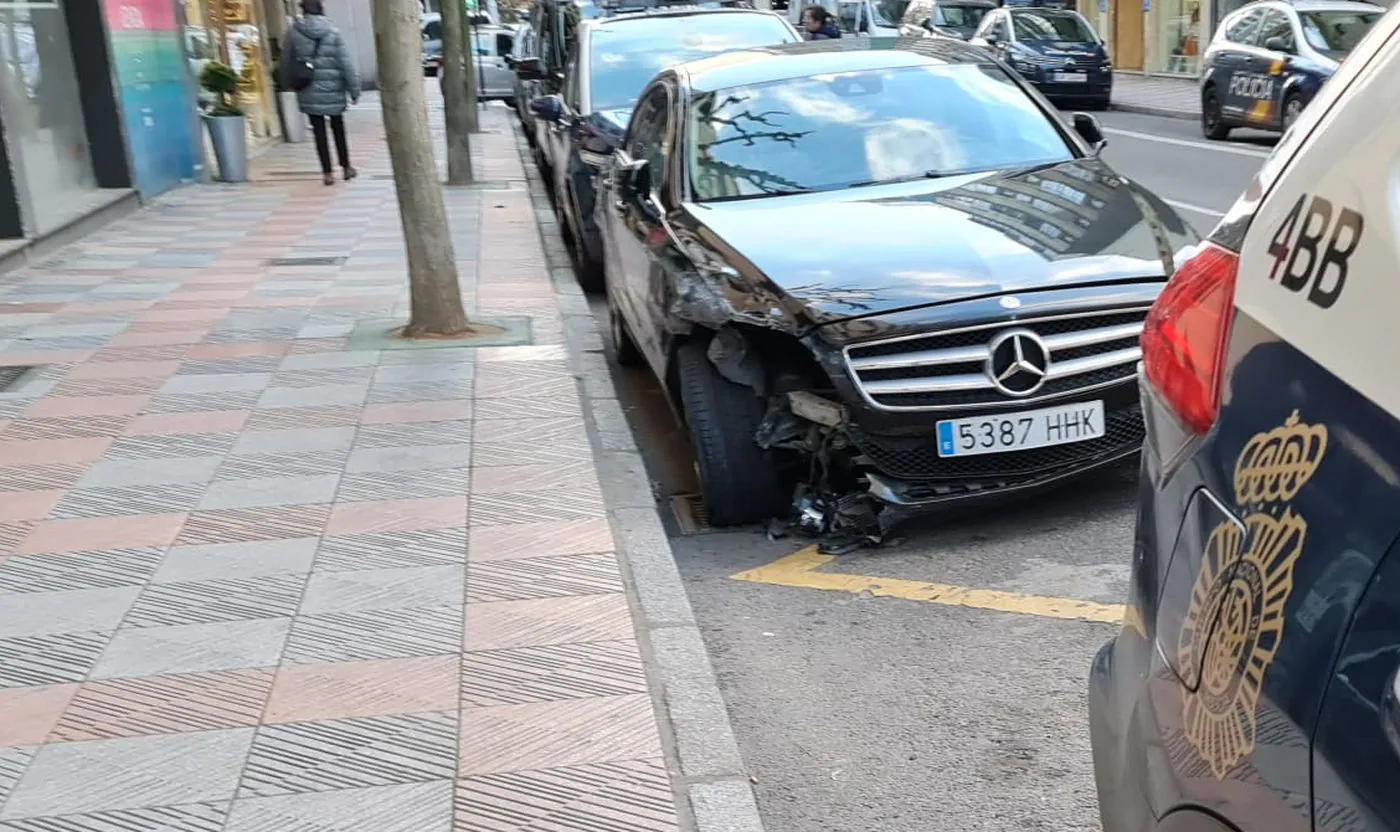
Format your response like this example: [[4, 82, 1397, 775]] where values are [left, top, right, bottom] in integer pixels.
[[802, 5, 842, 38], [279, 0, 360, 186]]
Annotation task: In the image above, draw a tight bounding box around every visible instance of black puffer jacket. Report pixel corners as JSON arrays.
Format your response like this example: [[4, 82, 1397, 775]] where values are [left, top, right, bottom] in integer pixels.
[[281, 15, 360, 116]]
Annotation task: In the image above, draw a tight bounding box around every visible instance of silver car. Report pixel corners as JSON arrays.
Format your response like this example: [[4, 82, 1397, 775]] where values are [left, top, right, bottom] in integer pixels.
[[471, 24, 519, 101]]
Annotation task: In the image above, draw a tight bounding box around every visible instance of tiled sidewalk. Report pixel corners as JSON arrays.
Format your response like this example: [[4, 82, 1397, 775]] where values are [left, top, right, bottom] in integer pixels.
[[0, 101, 679, 830], [1112, 72, 1200, 118]]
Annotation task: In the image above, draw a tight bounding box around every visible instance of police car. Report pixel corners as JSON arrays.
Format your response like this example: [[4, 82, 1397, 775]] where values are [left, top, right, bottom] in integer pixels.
[[1200, 0, 1382, 140], [1091, 8, 1400, 831]]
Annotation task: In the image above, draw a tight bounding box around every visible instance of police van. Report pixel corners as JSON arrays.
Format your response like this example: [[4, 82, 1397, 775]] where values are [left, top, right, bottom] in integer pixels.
[[1090, 6, 1400, 831], [1200, 0, 1382, 139]]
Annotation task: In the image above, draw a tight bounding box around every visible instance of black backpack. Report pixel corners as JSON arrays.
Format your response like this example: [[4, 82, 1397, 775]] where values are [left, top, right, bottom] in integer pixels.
[[286, 36, 322, 91]]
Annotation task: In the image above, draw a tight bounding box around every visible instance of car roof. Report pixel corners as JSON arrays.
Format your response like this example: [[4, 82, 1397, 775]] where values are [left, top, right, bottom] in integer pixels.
[[937, 0, 997, 6], [1244, 0, 1381, 12], [583, 5, 782, 28], [677, 36, 994, 93]]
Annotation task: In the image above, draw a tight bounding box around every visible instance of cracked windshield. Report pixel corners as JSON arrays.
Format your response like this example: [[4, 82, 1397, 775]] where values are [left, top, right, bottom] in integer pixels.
[[1, 0, 1397, 829]]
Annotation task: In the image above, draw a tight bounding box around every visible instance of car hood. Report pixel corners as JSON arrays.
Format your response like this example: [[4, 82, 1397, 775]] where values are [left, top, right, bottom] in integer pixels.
[[1018, 40, 1107, 61], [680, 158, 1198, 325]]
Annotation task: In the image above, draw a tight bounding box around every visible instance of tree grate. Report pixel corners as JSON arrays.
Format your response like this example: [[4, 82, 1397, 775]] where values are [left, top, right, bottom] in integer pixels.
[[266, 256, 347, 267], [0, 365, 38, 393]]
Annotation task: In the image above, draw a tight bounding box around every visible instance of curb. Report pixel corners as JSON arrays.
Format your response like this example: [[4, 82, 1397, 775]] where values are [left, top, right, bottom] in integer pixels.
[[1110, 102, 1200, 122], [510, 123, 766, 832]]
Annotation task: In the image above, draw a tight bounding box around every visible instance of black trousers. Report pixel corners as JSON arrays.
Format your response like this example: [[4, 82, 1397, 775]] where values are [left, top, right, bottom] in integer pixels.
[[308, 114, 350, 174]]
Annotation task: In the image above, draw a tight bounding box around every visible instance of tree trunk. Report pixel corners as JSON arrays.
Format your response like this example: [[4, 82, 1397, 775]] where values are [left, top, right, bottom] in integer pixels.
[[463, 9, 480, 133], [440, 0, 474, 182], [371, 0, 470, 336]]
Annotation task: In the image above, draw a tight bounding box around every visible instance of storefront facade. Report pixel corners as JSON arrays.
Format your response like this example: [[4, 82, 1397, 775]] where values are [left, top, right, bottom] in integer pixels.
[[182, 0, 283, 147], [1102, 0, 1205, 75], [0, 0, 205, 240]]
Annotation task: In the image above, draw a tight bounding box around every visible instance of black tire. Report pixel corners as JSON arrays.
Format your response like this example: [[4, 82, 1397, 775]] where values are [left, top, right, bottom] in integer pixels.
[[566, 184, 605, 293], [675, 338, 788, 526], [1281, 91, 1303, 132], [608, 292, 642, 366], [1202, 88, 1231, 140], [1088, 96, 1110, 112]]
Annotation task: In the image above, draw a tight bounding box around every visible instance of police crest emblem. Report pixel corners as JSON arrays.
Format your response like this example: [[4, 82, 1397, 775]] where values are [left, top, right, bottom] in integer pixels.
[[1177, 410, 1328, 780]]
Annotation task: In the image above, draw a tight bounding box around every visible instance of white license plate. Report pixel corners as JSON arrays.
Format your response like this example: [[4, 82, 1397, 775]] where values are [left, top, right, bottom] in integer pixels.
[[1052, 71, 1087, 82], [936, 401, 1105, 458]]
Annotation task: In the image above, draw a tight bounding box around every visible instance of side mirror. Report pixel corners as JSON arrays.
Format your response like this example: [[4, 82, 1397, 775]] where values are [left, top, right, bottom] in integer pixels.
[[530, 94, 563, 122], [1264, 35, 1293, 53], [615, 158, 657, 217], [514, 56, 544, 79], [1072, 112, 1107, 153]]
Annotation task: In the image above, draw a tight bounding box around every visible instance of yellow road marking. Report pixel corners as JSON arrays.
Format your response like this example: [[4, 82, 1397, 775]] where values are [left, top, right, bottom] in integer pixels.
[[729, 546, 1126, 624]]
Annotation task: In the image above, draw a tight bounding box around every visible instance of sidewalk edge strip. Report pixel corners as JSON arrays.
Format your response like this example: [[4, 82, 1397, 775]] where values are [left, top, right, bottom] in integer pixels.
[[1110, 102, 1200, 122], [510, 122, 765, 832]]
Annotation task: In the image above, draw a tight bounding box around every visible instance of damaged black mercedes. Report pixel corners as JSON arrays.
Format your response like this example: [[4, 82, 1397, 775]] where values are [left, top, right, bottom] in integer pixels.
[[597, 38, 1200, 545]]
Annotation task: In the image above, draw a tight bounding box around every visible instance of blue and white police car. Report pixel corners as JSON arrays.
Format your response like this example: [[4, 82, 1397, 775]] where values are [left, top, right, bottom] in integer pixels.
[[1091, 8, 1400, 831], [1200, 0, 1382, 140]]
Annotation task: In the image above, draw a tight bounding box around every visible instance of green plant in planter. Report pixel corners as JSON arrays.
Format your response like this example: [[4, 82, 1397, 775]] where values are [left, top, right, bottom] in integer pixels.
[[199, 61, 244, 117]]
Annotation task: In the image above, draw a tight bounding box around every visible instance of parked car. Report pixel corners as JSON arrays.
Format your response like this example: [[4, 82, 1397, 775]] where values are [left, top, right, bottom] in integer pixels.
[[1089, 8, 1400, 830], [598, 38, 1197, 527], [971, 3, 1112, 109], [421, 12, 512, 96], [1199, 0, 1381, 140], [520, 6, 799, 289], [509, 23, 542, 134], [897, 0, 997, 39]]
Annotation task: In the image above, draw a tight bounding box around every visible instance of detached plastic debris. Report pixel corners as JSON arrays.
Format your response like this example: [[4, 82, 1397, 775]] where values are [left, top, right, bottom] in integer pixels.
[[775, 483, 890, 555]]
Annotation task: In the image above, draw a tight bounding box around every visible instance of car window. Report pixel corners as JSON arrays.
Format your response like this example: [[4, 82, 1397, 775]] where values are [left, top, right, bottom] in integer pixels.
[[1299, 9, 1380, 54], [934, 4, 992, 29], [588, 13, 799, 111], [496, 32, 515, 55], [687, 63, 1075, 201], [1224, 7, 1266, 44], [837, 1, 863, 33], [993, 13, 1012, 40], [1255, 10, 1294, 50], [423, 19, 442, 40], [1010, 10, 1098, 42], [889, 0, 919, 24], [628, 84, 670, 187]]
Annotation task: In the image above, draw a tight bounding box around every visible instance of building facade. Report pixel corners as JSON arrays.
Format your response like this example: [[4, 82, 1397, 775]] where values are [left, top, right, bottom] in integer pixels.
[[1097, 0, 1203, 75]]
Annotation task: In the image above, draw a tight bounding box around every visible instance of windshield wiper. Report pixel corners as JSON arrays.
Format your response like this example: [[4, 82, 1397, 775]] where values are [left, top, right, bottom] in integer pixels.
[[847, 170, 952, 188]]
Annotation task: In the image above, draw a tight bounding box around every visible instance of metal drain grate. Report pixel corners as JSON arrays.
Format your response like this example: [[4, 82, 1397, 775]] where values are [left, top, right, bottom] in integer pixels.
[[266, 256, 347, 267], [0, 365, 38, 393], [670, 493, 713, 535]]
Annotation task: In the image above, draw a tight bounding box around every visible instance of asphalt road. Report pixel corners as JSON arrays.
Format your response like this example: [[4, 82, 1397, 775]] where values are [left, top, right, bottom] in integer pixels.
[[587, 109, 1274, 831]]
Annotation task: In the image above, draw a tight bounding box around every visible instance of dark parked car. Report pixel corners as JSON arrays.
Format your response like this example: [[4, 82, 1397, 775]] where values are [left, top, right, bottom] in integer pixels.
[[971, 4, 1112, 109], [520, 7, 799, 290], [598, 38, 1197, 528], [509, 23, 542, 139]]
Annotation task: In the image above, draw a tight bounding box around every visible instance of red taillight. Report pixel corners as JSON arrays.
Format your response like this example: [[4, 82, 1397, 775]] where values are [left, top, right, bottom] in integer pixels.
[[1141, 243, 1239, 435]]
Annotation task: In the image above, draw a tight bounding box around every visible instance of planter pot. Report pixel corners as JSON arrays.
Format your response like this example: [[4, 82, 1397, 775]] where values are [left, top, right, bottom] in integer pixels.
[[204, 114, 248, 183], [277, 91, 308, 143]]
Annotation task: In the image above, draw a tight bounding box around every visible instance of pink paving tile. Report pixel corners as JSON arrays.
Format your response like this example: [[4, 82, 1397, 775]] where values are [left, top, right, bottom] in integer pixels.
[[0, 684, 79, 747], [123, 410, 250, 436], [137, 307, 229, 322], [360, 400, 474, 425], [174, 505, 330, 545], [107, 329, 211, 347], [236, 297, 318, 308], [0, 302, 62, 313], [186, 342, 290, 360], [0, 490, 65, 522], [0, 437, 111, 467], [50, 668, 275, 742], [263, 655, 460, 724], [0, 351, 94, 367], [468, 518, 615, 562], [66, 360, 182, 380], [326, 497, 469, 536], [58, 301, 152, 314], [457, 694, 662, 775], [17, 512, 187, 555], [164, 289, 249, 302], [27, 395, 151, 419], [464, 594, 634, 652]]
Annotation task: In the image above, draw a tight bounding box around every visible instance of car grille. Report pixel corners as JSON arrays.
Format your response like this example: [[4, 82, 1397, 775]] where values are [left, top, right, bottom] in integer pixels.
[[847, 402, 1144, 482], [843, 308, 1148, 411]]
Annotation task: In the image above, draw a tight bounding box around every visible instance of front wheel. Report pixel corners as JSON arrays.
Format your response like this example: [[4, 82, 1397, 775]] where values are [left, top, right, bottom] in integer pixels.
[[675, 338, 788, 526], [566, 183, 605, 293], [1281, 91, 1303, 132], [1202, 88, 1231, 140]]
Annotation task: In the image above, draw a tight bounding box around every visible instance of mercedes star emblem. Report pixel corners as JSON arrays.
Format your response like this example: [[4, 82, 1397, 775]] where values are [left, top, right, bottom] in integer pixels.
[[986, 329, 1051, 397]]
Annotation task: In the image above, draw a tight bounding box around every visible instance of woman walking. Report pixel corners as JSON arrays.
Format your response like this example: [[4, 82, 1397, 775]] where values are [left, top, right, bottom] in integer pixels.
[[279, 0, 360, 185]]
